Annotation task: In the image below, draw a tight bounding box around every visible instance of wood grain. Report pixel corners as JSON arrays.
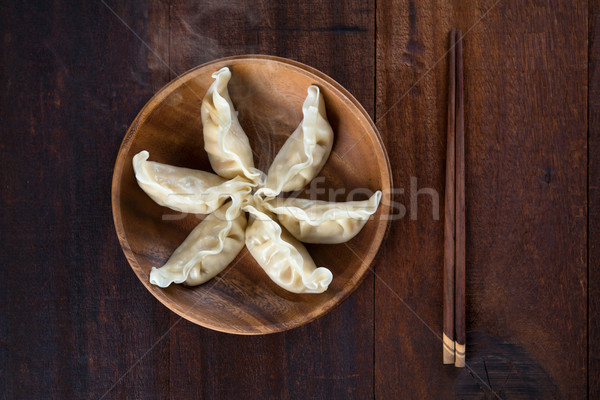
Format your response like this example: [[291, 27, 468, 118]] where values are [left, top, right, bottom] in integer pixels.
[[462, 1, 587, 397], [443, 28, 456, 365], [455, 332, 561, 399], [0, 1, 172, 398], [375, 0, 588, 398], [375, 1, 460, 397], [454, 29, 466, 369], [589, 0, 600, 397]]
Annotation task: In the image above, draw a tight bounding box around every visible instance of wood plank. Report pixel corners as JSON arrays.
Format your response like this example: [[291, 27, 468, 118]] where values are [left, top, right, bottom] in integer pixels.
[[167, 1, 375, 398], [589, 0, 600, 397], [461, 0, 587, 396], [0, 1, 172, 398], [375, 1, 459, 397], [375, 0, 587, 398]]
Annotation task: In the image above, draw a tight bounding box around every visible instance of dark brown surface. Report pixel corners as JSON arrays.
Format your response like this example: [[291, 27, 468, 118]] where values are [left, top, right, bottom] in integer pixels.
[[0, 0, 595, 399], [589, 0, 600, 398]]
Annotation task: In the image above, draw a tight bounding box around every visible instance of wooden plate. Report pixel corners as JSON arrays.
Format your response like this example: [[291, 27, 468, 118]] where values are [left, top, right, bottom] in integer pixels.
[[111, 55, 392, 334]]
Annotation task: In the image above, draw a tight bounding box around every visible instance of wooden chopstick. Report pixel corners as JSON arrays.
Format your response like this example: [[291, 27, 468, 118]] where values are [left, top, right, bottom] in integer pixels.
[[443, 28, 466, 368], [443, 28, 456, 365], [454, 29, 466, 368]]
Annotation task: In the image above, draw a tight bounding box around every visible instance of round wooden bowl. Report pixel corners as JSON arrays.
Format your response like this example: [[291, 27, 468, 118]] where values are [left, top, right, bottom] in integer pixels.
[[112, 55, 392, 334]]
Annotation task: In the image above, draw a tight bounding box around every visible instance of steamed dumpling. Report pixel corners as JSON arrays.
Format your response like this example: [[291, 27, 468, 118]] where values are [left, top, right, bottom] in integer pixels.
[[201, 67, 260, 182], [133, 150, 254, 214], [264, 191, 382, 244], [149, 200, 247, 287], [244, 204, 333, 294], [258, 85, 333, 197]]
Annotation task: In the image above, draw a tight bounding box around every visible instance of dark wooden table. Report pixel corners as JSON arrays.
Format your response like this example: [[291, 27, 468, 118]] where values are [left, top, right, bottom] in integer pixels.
[[1, 1, 597, 398]]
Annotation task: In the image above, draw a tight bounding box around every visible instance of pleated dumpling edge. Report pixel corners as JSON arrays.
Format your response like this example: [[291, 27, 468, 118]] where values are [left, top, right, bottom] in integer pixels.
[[264, 190, 382, 244], [243, 204, 333, 294], [201, 67, 261, 183], [148, 199, 247, 288], [257, 85, 334, 198]]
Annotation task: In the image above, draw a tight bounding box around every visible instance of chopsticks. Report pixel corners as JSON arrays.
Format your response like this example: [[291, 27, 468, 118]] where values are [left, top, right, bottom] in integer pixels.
[[443, 28, 465, 368], [454, 28, 465, 368], [442, 28, 456, 365]]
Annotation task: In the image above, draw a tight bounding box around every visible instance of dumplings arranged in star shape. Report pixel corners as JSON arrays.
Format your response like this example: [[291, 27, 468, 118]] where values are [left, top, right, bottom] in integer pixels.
[[133, 67, 382, 294]]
